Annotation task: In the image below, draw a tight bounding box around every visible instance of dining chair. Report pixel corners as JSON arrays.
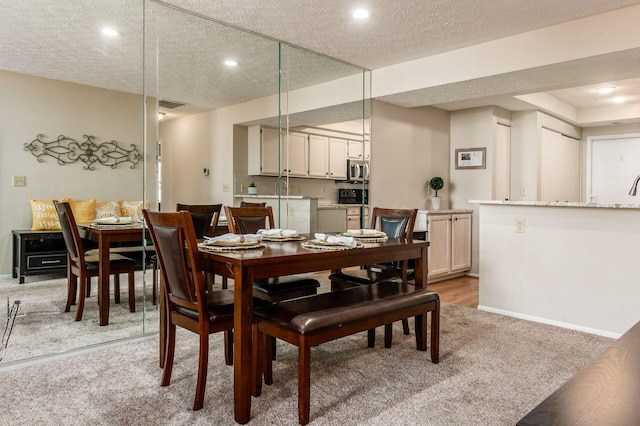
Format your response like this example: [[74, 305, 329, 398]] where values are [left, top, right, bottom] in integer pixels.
[[143, 209, 235, 411], [329, 207, 418, 347], [240, 201, 266, 207], [224, 206, 320, 359], [54, 201, 137, 322]]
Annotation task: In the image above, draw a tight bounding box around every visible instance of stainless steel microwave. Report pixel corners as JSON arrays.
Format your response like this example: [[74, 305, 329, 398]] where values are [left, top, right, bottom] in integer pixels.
[[347, 159, 369, 182]]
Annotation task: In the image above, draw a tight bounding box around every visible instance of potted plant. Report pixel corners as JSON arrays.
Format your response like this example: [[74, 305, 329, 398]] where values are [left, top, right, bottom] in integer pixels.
[[248, 181, 257, 195], [429, 176, 444, 210]]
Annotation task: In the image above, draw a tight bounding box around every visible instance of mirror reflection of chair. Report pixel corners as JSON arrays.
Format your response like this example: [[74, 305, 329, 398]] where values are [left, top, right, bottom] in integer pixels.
[[54, 201, 137, 322], [143, 209, 234, 411], [329, 207, 418, 347], [150, 204, 223, 296]]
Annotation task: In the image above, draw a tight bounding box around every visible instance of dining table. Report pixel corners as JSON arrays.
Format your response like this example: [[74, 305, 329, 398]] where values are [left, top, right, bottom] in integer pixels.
[[197, 235, 429, 424], [77, 223, 149, 326]]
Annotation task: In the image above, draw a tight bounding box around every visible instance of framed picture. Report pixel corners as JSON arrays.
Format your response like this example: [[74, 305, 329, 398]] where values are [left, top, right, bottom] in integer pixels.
[[455, 147, 486, 169]]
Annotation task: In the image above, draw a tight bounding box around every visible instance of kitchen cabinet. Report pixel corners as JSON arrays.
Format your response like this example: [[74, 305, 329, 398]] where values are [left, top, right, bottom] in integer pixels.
[[308, 134, 330, 178], [248, 126, 308, 177], [427, 211, 472, 282], [317, 208, 347, 233], [347, 139, 370, 160], [241, 196, 318, 233], [328, 137, 347, 180]]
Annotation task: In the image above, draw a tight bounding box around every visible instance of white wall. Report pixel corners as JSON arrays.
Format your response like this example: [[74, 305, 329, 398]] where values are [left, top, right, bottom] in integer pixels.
[[370, 100, 450, 210], [478, 203, 640, 337], [0, 71, 147, 274]]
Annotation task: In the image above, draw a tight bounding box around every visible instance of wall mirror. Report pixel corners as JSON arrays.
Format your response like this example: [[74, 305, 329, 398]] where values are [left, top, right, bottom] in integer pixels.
[[0, 0, 369, 366]]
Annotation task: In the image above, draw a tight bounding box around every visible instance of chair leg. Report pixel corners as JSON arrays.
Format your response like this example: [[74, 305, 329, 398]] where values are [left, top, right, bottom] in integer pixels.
[[415, 314, 427, 351], [252, 326, 262, 397], [193, 332, 209, 411], [65, 269, 77, 312], [431, 301, 440, 364], [222, 276, 228, 290], [161, 321, 176, 387], [367, 329, 375, 347], [114, 274, 121, 304], [402, 318, 410, 335], [224, 329, 233, 366], [299, 337, 312, 426], [271, 336, 277, 360], [85, 275, 91, 298], [128, 268, 135, 313], [75, 273, 88, 321], [384, 323, 393, 348], [264, 332, 274, 386]]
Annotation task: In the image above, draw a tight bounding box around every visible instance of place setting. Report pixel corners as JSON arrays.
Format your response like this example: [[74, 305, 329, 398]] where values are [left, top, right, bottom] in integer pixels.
[[198, 233, 266, 252], [301, 232, 364, 251], [256, 228, 305, 242], [342, 228, 388, 242]]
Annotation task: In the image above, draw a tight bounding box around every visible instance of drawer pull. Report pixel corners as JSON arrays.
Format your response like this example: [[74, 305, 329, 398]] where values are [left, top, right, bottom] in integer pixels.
[[41, 260, 62, 264]]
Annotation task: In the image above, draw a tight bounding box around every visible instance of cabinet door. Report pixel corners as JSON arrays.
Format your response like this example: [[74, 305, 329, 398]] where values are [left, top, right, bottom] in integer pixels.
[[260, 127, 281, 175], [329, 137, 347, 179], [286, 131, 308, 176], [427, 215, 451, 278], [450, 213, 472, 272], [347, 139, 371, 160], [308, 134, 329, 178]]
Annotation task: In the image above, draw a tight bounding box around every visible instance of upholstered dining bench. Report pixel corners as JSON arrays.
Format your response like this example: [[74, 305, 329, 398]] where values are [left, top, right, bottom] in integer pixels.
[[253, 281, 440, 425]]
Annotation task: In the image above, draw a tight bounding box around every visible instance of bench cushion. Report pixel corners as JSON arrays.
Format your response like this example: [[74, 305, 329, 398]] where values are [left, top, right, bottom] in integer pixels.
[[254, 282, 438, 335]]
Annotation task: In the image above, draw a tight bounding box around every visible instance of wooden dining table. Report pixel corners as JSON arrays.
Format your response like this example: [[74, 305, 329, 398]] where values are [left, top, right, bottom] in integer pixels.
[[78, 223, 148, 326], [197, 236, 429, 424]]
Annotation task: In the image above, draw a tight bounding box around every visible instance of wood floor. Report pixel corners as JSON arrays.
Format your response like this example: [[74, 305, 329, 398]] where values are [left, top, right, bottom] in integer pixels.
[[428, 275, 479, 308]]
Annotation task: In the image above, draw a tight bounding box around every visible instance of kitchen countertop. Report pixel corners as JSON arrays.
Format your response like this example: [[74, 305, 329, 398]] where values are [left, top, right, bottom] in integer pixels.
[[236, 194, 321, 200], [317, 204, 366, 209], [469, 200, 640, 209]]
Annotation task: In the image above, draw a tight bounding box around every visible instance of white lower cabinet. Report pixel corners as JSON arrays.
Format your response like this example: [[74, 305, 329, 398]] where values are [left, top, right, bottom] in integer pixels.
[[427, 212, 472, 282]]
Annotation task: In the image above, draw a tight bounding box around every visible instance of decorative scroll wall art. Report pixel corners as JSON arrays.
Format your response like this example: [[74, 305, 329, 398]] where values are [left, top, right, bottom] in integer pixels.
[[25, 134, 142, 170]]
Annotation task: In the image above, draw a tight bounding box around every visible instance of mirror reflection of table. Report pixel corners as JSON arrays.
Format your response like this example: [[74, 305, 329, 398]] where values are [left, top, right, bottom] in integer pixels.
[[197, 237, 428, 424], [77, 223, 148, 326]]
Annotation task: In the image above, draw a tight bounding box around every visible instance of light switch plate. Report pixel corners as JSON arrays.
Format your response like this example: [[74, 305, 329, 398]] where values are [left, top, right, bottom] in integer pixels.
[[12, 176, 26, 187], [515, 218, 526, 233]]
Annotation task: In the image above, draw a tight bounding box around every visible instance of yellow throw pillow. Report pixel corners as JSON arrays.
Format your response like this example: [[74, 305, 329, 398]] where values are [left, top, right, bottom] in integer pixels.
[[96, 200, 122, 219], [60, 198, 97, 224], [120, 200, 149, 222], [30, 199, 61, 230]]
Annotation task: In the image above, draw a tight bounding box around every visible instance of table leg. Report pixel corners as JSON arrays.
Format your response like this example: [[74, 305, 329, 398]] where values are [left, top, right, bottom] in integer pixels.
[[233, 265, 254, 424], [415, 244, 427, 288], [98, 234, 111, 326]]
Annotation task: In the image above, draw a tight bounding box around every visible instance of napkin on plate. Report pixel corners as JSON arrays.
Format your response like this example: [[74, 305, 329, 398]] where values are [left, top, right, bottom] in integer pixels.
[[314, 233, 356, 247], [258, 229, 299, 237], [203, 233, 262, 244], [92, 216, 133, 225], [345, 229, 385, 236]]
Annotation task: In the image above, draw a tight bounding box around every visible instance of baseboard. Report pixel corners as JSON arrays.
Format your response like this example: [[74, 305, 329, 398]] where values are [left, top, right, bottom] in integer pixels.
[[465, 272, 479, 278], [477, 305, 622, 339]]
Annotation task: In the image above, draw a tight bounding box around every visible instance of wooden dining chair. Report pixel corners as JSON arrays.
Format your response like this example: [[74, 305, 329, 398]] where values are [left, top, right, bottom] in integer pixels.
[[224, 206, 320, 359], [54, 201, 137, 321], [329, 207, 418, 347], [240, 201, 266, 207], [143, 209, 235, 411]]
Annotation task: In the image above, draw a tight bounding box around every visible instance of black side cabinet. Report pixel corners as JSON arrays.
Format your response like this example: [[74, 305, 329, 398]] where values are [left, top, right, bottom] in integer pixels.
[[12, 230, 67, 283]]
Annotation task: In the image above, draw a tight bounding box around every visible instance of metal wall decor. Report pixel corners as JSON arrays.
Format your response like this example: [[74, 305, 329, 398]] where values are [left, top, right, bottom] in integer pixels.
[[25, 134, 141, 170]]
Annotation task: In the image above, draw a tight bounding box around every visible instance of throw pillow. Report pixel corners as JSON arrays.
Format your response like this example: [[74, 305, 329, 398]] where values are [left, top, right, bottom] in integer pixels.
[[30, 199, 61, 230], [60, 198, 97, 224], [120, 200, 148, 222], [96, 200, 122, 219]]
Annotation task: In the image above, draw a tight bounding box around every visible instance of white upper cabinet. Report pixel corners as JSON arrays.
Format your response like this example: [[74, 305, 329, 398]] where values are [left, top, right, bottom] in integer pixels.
[[347, 139, 370, 160], [308, 134, 329, 178], [329, 137, 347, 179], [285, 131, 308, 177]]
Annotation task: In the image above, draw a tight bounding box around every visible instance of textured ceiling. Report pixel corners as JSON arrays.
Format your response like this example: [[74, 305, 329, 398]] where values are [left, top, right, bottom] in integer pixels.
[[0, 0, 639, 125]]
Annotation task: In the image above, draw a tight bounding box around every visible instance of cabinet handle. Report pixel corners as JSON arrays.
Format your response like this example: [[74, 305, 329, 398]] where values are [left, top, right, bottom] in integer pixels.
[[41, 260, 62, 264], [454, 217, 458, 221]]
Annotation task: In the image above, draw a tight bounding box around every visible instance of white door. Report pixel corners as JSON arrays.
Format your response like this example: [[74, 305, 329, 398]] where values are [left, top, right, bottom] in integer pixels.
[[494, 124, 511, 201]]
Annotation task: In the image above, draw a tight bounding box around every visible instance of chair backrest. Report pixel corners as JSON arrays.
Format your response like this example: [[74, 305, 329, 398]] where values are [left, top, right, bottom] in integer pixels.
[[370, 207, 417, 240], [224, 206, 275, 234], [143, 210, 206, 314], [54, 201, 85, 266], [176, 203, 222, 239], [240, 201, 266, 208]]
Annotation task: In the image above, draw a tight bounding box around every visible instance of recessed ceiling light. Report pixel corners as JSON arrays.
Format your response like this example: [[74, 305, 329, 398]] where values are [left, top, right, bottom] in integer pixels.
[[595, 86, 616, 94], [158, 113, 165, 120], [353, 8, 369, 19], [101, 27, 121, 37], [224, 59, 238, 67], [612, 96, 628, 104]]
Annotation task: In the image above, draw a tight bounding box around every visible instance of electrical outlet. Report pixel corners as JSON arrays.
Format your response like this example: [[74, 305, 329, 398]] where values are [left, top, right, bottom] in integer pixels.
[[240, 184, 245, 192], [515, 218, 526, 233], [520, 186, 527, 196], [12, 176, 26, 187]]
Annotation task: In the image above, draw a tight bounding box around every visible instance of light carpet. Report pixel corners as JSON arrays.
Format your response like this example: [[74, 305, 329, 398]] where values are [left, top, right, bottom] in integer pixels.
[[0, 301, 613, 425]]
